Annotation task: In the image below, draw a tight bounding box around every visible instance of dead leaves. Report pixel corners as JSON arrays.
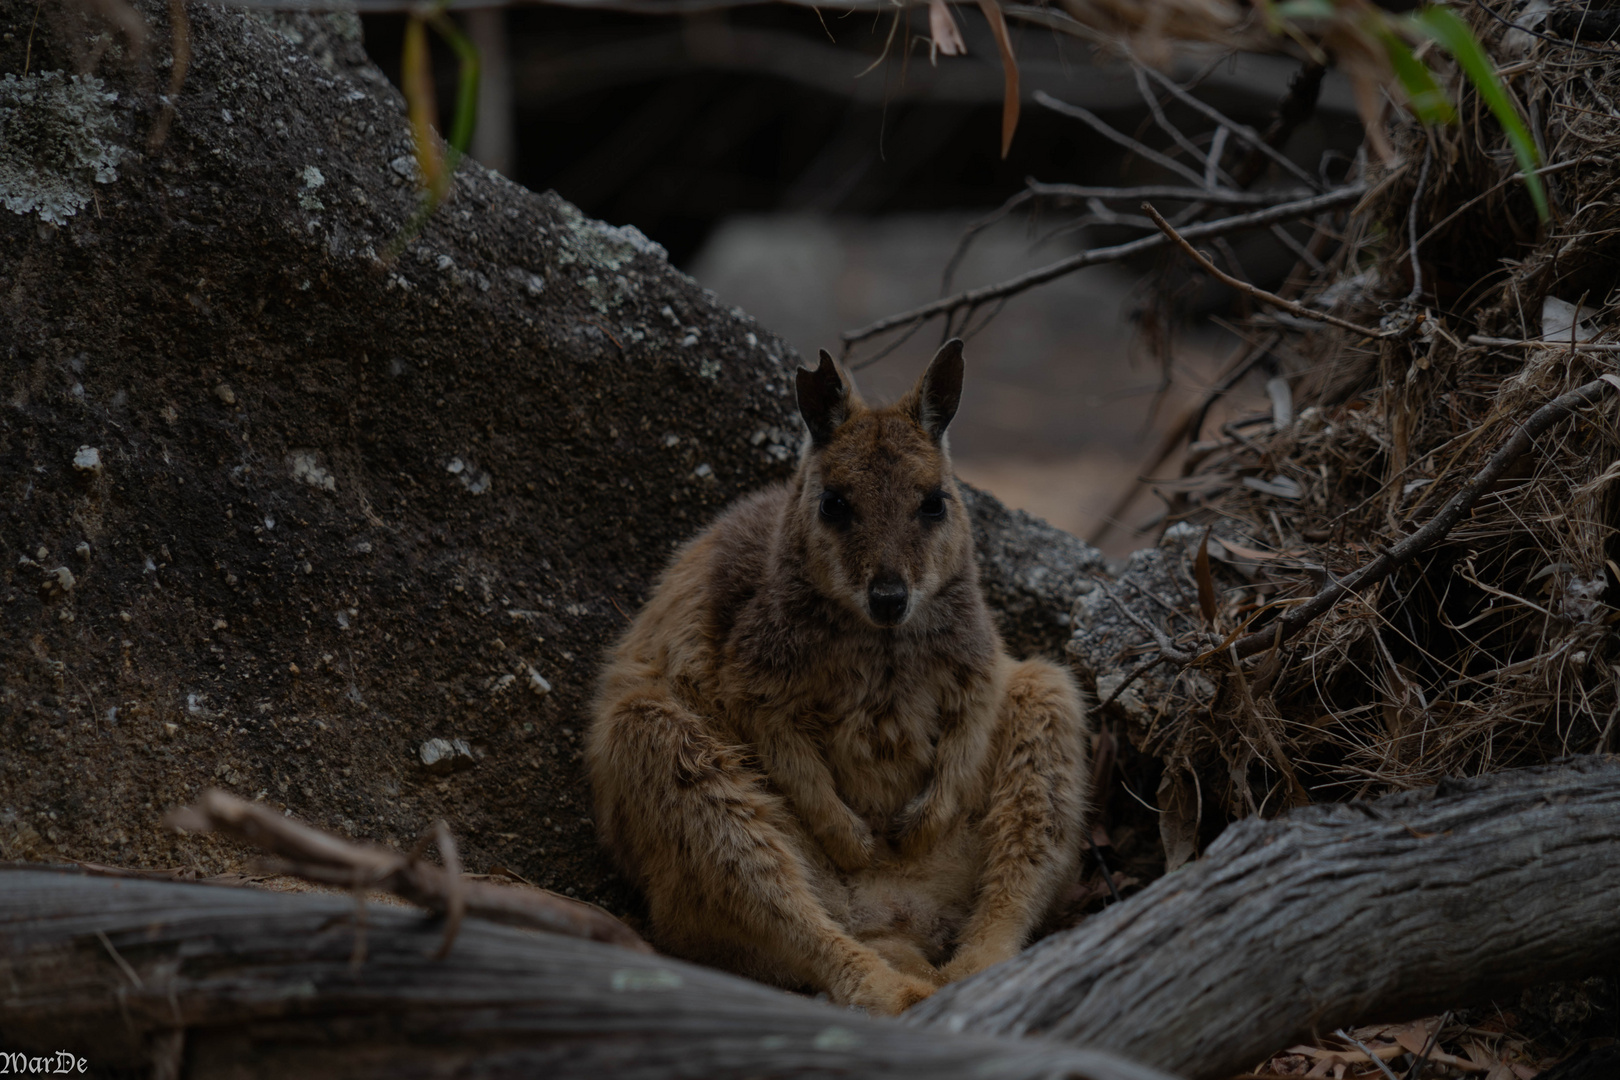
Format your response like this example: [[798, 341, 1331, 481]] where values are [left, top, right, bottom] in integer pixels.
[[1251, 1017, 1552, 1079], [975, 0, 1021, 158]]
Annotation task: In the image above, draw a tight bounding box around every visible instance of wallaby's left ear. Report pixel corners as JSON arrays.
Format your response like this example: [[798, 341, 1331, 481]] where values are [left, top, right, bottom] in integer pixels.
[[913, 338, 964, 443]]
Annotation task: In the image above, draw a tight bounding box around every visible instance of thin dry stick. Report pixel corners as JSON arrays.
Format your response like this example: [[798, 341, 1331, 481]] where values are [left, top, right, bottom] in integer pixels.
[[1469, 335, 1620, 351], [166, 789, 652, 954], [1405, 143, 1434, 305], [843, 185, 1367, 346], [1144, 202, 1383, 338], [1036, 90, 1212, 187], [1336, 1029, 1403, 1080], [1132, 66, 1236, 187], [1224, 377, 1618, 660], [1026, 182, 1316, 206], [1135, 61, 1323, 190], [432, 820, 465, 960]]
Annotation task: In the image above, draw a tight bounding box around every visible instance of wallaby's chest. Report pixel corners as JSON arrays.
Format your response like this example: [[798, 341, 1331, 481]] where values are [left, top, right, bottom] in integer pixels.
[[790, 648, 968, 820]]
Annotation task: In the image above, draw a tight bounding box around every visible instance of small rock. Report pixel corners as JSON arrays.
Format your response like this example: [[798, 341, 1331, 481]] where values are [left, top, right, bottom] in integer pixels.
[[72, 446, 102, 474], [528, 667, 552, 696], [215, 383, 236, 406], [35, 546, 47, 560], [288, 451, 336, 492], [162, 721, 178, 737], [288, 662, 301, 676], [490, 673, 516, 695], [75, 542, 90, 559], [49, 566, 75, 593], [419, 737, 475, 774]]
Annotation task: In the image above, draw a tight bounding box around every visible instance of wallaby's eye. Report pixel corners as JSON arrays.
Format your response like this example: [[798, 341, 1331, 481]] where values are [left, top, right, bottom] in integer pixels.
[[819, 491, 853, 525], [919, 492, 947, 521]]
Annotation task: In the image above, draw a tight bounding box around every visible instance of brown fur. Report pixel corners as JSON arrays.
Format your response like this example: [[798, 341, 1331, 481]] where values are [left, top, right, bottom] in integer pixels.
[[588, 341, 1089, 1014]]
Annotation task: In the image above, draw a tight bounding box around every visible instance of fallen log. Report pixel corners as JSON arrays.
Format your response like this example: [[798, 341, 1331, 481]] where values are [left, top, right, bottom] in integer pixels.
[[910, 756, 1620, 1079], [0, 867, 1174, 1080]]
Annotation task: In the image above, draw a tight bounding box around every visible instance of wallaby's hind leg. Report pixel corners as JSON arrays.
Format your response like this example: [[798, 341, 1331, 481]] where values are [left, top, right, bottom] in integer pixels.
[[590, 689, 938, 1014], [941, 658, 1089, 982]]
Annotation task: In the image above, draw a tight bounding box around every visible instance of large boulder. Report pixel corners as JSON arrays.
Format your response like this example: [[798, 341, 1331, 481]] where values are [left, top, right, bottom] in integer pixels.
[[0, 0, 1100, 911]]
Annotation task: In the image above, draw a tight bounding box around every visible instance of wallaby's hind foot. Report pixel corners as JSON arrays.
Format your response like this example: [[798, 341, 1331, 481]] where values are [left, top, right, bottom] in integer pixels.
[[839, 961, 939, 1015]]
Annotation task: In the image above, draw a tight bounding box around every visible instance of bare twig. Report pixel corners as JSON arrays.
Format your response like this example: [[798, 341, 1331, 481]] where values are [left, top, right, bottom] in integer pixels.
[[1136, 62, 1323, 190], [1096, 653, 1171, 712], [1405, 143, 1433, 305], [1406, 1012, 1453, 1080], [1469, 335, 1620, 351], [166, 789, 652, 954], [432, 820, 465, 960], [1026, 182, 1316, 207], [1205, 126, 1230, 188], [1144, 202, 1384, 338], [1336, 1029, 1403, 1080], [843, 185, 1367, 347], [1036, 90, 1211, 188], [1133, 66, 1236, 187], [1224, 377, 1618, 660]]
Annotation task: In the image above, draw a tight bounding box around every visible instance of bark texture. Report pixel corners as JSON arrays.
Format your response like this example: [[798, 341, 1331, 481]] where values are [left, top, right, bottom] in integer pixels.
[[0, 867, 1175, 1080], [909, 756, 1620, 1080]]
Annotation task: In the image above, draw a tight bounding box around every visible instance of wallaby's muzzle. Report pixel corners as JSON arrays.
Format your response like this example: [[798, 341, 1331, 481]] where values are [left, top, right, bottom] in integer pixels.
[[867, 571, 910, 626]]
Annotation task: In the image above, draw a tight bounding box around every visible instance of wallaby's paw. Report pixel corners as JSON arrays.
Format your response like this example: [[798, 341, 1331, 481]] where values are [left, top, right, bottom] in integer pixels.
[[845, 965, 939, 1015], [890, 786, 954, 856], [819, 813, 878, 873], [938, 941, 1017, 985]]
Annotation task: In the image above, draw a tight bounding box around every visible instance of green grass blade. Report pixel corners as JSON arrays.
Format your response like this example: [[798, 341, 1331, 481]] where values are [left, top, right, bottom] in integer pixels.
[[429, 11, 481, 157], [1379, 26, 1456, 125], [1413, 5, 1547, 220]]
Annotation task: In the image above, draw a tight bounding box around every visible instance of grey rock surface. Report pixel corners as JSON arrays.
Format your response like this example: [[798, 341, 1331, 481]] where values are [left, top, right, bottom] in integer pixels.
[[0, 0, 1103, 914]]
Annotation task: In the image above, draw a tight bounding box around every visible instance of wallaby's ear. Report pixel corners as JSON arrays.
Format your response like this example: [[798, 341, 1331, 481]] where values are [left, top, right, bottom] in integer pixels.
[[913, 338, 964, 442], [796, 349, 850, 447]]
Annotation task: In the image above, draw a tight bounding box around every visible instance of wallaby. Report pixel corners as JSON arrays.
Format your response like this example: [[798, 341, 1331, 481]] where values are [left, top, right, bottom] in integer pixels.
[[588, 339, 1089, 1014]]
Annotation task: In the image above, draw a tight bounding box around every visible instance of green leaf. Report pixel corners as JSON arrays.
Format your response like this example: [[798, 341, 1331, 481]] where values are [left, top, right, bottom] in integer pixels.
[[1379, 27, 1456, 125], [429, 11, 481, 158], [1412, 5, 1547, 221]]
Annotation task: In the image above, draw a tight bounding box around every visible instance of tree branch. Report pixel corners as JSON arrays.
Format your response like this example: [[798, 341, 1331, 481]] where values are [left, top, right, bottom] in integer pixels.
[[841, 185, 1367, 348], [1026, 182, 1317, 207], [910, 757, 1620, 1080], [1226, 375, 1618, 659], [1143, 202, 1384, 339], [166, 788, 652, 954], [1, 865, 1181, 1080]]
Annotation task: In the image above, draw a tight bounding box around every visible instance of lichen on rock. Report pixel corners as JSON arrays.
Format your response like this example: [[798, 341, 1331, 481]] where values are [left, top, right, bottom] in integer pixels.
[[0, 71, 125, 226]]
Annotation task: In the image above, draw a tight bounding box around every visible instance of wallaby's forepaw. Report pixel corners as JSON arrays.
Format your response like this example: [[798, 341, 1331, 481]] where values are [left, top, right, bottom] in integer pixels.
[[819, 810, 878, 872], [891, 786, 952, 856], [843, 965, 939, 1015], [939, 940, 1017, 985]]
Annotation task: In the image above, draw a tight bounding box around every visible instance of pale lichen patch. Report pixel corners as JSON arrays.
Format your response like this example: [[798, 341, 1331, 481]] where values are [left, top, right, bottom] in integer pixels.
[[0, 72, 125, 226]]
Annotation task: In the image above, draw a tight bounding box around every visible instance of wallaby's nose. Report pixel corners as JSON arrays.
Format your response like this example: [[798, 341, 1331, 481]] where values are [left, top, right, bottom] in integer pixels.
[[867, 572, 909, 626]]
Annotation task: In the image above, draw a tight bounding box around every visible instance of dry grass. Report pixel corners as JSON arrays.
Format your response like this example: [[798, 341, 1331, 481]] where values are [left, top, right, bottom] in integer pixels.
[[1132, 0, 1620, 816]]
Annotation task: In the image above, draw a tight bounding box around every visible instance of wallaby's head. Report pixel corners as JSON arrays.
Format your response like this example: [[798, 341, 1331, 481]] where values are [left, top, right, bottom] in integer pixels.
[[791, 339, 973, 630]]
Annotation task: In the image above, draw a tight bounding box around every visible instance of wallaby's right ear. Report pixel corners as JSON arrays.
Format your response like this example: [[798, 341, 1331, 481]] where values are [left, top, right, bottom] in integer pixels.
[[796, 349, 849, 447]]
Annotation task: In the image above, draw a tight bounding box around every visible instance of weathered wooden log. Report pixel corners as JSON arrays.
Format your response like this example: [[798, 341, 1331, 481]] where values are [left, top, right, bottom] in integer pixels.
[[910, 756, 1620, 1079], [0, 867, 1175, 1080]]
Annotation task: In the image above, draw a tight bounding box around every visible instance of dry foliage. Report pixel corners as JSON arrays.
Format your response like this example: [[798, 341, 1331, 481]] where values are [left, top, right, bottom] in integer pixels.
[[1123, 1, 1620, 820]]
